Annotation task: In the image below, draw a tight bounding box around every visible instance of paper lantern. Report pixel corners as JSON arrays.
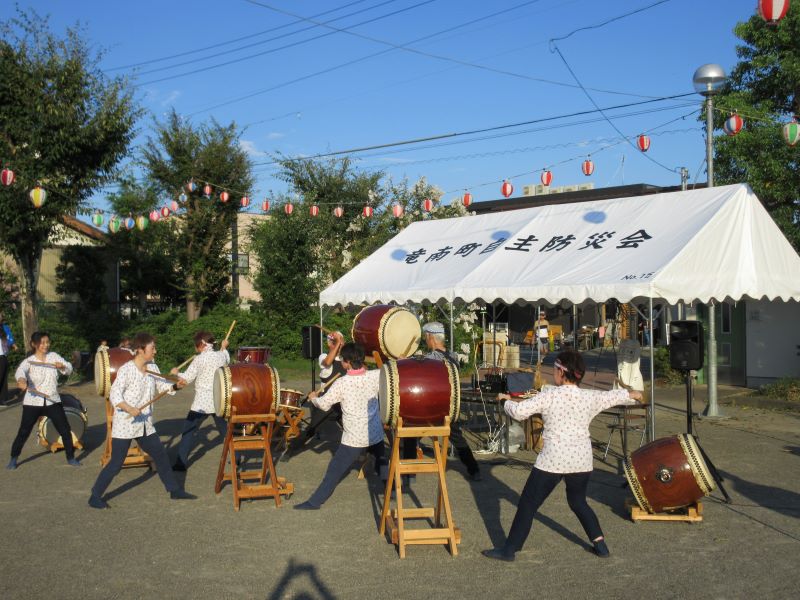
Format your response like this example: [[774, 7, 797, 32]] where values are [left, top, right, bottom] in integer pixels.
[[723, 114, 743, 136], [462, 192, 473, 207], [135, 215, 149, 231], [168, 200, 177, 213], [423, 198, 434, 211], [1, 168, 14, 186], [540, 170, 553, 186], [91, 211, 104, 227], [186, 180, 197, 192], [108, 216, 121, 233], [362, 205, 373, 217], [203, 184, 212, 197], [149, 209, 161, 222], [284, 202, 293, 215], [261, 199, 270, 212], [309, 204, 319, 217], [160, 206, 170, 218], [179, 192, 188, 203], [29, 186, 47, 208], [333, 206, 344, 218], [240, 196, 250, 208], [758, 0, 790, 23], [392, 204, 404, 218], [783, 120, 800, 146], [219, 191, 230, 203], [582, 159, 595, 176], [124, 216, 135, 230], [637, 134, 651, 152], [501, 181, 513, 198]]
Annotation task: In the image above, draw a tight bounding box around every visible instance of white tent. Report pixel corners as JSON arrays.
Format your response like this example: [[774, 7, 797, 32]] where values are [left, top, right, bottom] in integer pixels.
[[321, 184, 800, 307]]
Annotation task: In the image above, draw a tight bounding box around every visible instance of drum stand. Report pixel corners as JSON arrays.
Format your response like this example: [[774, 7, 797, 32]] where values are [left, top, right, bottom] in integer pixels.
[[38, 427, 84, 453], [214, 408, 293, 511], [276, 405, 304, 444], [379, 417, 460, 558], [100, 399, 154, 469]]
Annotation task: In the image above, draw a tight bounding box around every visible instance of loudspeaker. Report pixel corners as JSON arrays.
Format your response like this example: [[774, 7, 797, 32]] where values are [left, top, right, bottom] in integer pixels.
[[301, 326, 323, 360], [669, 320, 704, 371]]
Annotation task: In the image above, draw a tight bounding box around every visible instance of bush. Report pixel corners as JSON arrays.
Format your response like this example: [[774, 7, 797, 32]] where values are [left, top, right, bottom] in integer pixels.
[[759, 378, 800, 403], [653, 347, 684, 385]]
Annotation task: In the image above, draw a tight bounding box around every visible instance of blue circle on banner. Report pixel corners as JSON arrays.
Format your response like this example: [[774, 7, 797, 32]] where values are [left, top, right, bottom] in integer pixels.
[[492, 230, 512, 240], [584, 211, 606, 224], [391, 249, 407, 261]]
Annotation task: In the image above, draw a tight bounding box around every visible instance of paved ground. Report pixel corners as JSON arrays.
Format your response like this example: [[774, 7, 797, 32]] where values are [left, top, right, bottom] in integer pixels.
[[1, 368, 798, 599]]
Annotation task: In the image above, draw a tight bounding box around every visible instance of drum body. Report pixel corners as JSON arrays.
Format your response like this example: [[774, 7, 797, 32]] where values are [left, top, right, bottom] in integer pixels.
[[237, 346, 271, 364], [94, 347, 135, 397], [379, 357, 460, 427], [623, 434, 715, 513], [352, 305, 421, 361], [213, 363, 280, 419], [280, 389, 304, 408], [38, 394, 87, 446]]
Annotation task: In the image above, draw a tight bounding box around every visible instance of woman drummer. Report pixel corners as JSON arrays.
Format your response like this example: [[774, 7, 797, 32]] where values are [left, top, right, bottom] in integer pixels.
[[483, 349, 643, 561], [170, 331, 230, 471], [88, 332, 194, 508], [7, 331, 80, 470]]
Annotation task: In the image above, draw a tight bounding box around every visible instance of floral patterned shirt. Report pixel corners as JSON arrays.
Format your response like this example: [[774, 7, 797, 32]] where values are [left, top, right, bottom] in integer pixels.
[[313, 368, 383, 448], [15, 353, 72, 406], [109, 361, 175, 439], [178, 348, 230, 414]]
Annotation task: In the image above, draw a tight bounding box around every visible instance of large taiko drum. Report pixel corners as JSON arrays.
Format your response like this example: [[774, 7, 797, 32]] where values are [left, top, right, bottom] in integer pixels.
[[379, 357, 460, 427], [213, 363, 280, 419], [38, 394, 88, 448], [94, 347, 135, 398], [237, 346, 271, 364], [624, 434, 716, 513], [352, 305, 421, 361]]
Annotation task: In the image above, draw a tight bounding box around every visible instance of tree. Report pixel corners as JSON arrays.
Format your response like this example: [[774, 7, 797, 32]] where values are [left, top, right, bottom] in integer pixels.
[[55, 246, 107, 310], [0, 9, 138, 342], [714, 7, 800, 250], [141, 111, 254, 320]]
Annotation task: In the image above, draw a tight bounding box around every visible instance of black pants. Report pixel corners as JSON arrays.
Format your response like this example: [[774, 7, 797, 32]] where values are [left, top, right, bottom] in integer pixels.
[[0, 355, 9, 404], [91, 434, 180, 498], [400, 421, 479, 475], [176, 410, 228, 465], [504, 467, 602, 552], [306, 442, 385, 507], [11, 403, 75, 460]]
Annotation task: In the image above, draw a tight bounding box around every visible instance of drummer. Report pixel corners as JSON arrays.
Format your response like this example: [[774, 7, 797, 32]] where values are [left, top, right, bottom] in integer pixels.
[[170, 331, 230, 471], [482, 350, 643, 561], [7, 332, 80, 470], [293, 342, 385, 510], [88, 332, 194, 509]]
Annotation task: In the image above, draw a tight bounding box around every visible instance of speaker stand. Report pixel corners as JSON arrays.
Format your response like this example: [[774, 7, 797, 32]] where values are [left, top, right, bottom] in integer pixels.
[[685, 370, 695, 435], [693, 438, 731, 504]]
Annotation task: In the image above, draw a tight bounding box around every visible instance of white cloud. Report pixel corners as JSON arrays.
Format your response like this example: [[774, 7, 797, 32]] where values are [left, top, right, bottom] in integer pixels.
[[267, 132, 285, 140], [239, 140, 267, 157], [161, 90, 181, 107]]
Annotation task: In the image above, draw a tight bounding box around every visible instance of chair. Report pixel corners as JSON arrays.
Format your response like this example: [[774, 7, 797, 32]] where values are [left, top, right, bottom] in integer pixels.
[[602, 401, 649, 460]]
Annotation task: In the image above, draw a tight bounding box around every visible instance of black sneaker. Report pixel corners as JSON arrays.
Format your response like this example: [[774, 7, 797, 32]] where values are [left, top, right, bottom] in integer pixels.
[[170, 489, 197, 500], [481, 548, 515, 562], [88, 495, 109, 509], [593, 539, 610, 557]]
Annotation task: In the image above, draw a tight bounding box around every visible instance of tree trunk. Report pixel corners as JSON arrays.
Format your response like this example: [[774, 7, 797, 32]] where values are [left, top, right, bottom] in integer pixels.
[[15, 250, 42, 347], [186, 297, 202, 321]]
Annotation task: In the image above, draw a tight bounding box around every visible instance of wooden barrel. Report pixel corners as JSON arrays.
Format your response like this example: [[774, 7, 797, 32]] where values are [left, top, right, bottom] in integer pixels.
[[352, 305, 421, 361], [213, 363, 280, 419], [378, 357, 460, 427]]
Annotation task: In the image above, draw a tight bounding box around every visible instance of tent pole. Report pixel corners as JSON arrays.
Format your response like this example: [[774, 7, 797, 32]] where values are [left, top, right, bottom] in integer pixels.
[[648, 297, 655, 441], [449, 302, 454, 353]]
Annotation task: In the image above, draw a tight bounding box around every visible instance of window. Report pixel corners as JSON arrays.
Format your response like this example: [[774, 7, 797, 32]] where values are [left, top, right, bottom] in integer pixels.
[[721, 302, 732, 334], [229, 253, 250, 275]]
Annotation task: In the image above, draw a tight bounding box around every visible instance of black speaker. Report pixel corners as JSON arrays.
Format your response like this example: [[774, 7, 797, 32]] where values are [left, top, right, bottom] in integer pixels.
[[301, 326, 323, 360], [669, 320, 704, 371]]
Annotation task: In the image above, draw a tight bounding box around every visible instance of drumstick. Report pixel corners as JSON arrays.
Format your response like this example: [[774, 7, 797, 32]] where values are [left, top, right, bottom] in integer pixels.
[[402, 336, 419, 357], [28, 361, 60, 369], [300, 373, 342, 407], [138, 388, 172, 411], [173, 354, 196, 373], [312, 324, 335, 335], [27, 387, 52, 401], [278, 404, 305, 412], [146, 369, 181, 383], [224, 320, 236, 343]]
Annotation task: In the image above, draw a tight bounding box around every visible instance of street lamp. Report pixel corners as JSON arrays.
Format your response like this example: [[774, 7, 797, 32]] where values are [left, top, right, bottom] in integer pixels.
[[693, 63, 727, 418]]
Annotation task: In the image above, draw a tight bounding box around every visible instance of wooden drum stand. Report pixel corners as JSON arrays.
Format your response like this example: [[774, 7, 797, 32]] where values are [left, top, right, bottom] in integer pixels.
[[100, 397, 154, 469], [214, 407, 293, 511], [379, 416, 460, 558]]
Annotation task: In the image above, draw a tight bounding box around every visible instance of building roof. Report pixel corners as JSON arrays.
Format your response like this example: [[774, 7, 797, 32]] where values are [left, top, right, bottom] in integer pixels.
[[60, 214, 106, 243]]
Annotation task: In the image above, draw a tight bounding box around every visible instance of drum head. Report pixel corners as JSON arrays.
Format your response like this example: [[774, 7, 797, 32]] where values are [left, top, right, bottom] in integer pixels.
[[680, 433, 716, 494], [280, 388, 304, 407], [39, 407, 87, 446], [213, 367, 233, 418], [59, 393, 85, 413], [378, 361, 400, 426], [381, 308, 421, 359], [94, 350, 111, 397]]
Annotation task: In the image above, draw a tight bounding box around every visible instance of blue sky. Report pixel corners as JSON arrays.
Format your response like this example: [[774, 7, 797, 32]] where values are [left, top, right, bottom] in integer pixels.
[[5, 1, 759, 209]]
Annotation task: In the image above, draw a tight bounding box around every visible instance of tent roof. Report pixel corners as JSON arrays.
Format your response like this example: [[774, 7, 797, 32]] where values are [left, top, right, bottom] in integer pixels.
[[320, 184, 800, 307]]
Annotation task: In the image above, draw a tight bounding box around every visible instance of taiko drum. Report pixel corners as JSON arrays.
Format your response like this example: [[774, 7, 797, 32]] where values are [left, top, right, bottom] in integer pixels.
[[37, 394, 88, 447], [378, 357, 460, 427], [351, 305, 421, 361], [94, 347, 135, 398], [237, 346, 271, 364], [623, 434, 716, 513], [279, 388, 304, 409], [213, 363, 280, 419]]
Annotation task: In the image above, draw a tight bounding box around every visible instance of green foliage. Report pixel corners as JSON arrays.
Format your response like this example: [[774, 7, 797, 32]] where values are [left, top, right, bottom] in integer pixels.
[[55, 246, 107, 310], [758, 377, 800, 402], [653, 347, 684, 385], [714, 8, 800, 250], [0, 262, 20, 313]]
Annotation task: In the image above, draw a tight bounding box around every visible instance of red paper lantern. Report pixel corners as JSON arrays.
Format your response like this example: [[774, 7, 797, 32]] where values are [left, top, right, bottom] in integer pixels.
[[149, 209, 161, 223], [758, 0, 790, 23], [540, 170, 553, 186], [203, 184, 212, 197], [423, 198, 434, 212], [219, 191, 230, 203], [240, 196, 250, 208], [500, 181, 513, 198], [462, 192, 473, 207], [160, 206, 170, 218], [170, 200, 179, 212], [392, 204, 404, 218], [362, 205, 373, 218], [333, 206, 344, 218], [284, 202, 294, 215], [723, 114, 743, 136], [1, 168, 15, 186], [582, 159, 595, 176], [637, 134, 651, 152], [261, 199, 270, 212], [309, 204, 319, 217]]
